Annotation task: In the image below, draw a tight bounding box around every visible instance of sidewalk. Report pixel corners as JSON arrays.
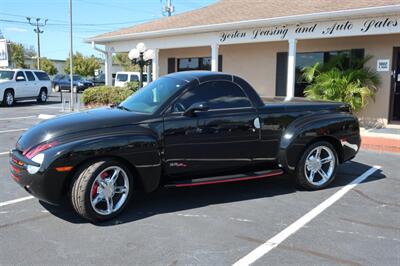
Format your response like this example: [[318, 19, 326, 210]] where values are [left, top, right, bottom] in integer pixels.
[[361, 127, 400, 153]]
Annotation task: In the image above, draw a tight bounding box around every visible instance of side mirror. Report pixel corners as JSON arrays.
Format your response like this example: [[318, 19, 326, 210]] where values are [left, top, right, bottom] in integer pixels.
[[16, 76, 25, 81], [184, 102, 209, 117]]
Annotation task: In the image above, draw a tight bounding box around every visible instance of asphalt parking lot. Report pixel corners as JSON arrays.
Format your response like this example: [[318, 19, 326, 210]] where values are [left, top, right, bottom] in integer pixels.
[[0, 98, 399, 265]]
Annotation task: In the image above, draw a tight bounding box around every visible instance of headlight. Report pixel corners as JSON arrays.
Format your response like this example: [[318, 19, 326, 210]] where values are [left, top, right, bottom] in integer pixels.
[[27, 153, 45, 174]]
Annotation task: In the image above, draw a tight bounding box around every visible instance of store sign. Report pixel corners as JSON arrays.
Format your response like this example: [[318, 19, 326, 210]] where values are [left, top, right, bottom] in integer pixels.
[[377, 59, 390, 72], [0, 39, 9, 67], [218, 15, 400, 44]]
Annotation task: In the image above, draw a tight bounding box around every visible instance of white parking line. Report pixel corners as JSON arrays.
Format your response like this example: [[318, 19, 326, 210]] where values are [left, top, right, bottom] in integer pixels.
[[38, 114, 56, 120], [28, 105, 61, 109], [0, 116, 36, 121], [0, 151, 9, 156], [233, 165, 381, 266], [0, 128, 27, 134], [0, 196, 34, 208]]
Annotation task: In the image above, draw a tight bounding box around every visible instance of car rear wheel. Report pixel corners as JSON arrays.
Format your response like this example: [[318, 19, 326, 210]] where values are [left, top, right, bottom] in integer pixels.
[[71, 160, 133, 222], [295, 141, 338, 190], [37, 89, 48, 103], [2, 90, 14, 107]]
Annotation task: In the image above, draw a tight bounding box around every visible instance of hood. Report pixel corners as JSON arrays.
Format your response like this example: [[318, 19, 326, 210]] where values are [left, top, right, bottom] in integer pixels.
[[0, 80, 12, 85], [16, 107, 151, 151]]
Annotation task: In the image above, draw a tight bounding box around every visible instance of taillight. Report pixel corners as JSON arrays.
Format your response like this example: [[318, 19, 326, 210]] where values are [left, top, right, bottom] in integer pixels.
[[23, 141, 59, 159]]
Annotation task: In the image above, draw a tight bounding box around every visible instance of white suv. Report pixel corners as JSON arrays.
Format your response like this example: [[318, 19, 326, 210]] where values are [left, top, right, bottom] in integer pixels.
[[0, 69, 52, 107], [115, 71, 148, 87]]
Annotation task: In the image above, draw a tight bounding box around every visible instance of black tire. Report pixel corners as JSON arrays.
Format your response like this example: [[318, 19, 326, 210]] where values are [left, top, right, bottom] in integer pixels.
[[2, 89, 14, 107], [295, 141, 338, 190], [70, 159, 133, 222], [37, 88, 48, 103]]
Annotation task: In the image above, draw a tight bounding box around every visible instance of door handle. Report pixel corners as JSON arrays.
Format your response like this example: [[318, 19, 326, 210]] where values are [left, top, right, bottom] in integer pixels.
[[253, 117, 261, 129]]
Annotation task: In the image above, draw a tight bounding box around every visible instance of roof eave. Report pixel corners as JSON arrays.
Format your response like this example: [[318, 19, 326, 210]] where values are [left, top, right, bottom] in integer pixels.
[[86, 4, 400, 44]]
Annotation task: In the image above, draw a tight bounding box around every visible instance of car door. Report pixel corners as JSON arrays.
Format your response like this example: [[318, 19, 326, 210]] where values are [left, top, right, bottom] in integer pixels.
[[60, 76, 70, 90], [14, 71, 29, 98], [163, 80, 260, 178], [24, 71, 38, 97]]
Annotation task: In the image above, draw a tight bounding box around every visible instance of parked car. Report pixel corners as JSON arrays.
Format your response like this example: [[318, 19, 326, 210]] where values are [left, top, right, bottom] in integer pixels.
[[53, 74, 94, 92], [0, 69, 51, 107], [90, 73, 105, 86], [115, 71, 148, 87], [10, 71, 360, 222], [51, 74, 65, 90]]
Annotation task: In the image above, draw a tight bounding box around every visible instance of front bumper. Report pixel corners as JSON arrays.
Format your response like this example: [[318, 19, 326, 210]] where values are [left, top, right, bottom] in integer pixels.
[[9, 149, 67, 205]]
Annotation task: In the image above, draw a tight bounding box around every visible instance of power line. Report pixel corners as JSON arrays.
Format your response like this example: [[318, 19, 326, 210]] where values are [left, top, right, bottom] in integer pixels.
[[0, 18, 123, 33], [26, 17, 48, 69], [0, 11, 157, 27]]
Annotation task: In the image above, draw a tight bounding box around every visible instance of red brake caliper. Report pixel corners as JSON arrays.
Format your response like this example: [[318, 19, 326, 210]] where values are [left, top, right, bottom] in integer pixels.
[[92, 171, 108, 197]]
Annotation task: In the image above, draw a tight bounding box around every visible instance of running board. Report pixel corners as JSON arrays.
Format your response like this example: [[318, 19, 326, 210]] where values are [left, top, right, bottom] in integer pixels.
[[164, 169, 284, 188]]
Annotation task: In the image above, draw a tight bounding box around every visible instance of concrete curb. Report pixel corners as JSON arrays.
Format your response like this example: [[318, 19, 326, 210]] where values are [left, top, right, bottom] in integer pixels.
[[361, 135, 400, 153]]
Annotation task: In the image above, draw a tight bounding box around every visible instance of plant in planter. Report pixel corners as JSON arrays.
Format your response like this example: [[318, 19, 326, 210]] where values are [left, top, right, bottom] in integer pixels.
[[81, 86, 134, 107], [302, 55, 380, 112], [81, 81, 141, 108]]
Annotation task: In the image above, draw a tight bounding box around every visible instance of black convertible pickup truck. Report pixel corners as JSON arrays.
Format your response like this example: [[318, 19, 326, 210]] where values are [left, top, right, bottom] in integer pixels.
[[10, 71, 360, 222]]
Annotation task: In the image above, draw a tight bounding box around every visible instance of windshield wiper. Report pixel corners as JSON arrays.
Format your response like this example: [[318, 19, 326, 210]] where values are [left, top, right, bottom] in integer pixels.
[[116, 105, 131, 112]]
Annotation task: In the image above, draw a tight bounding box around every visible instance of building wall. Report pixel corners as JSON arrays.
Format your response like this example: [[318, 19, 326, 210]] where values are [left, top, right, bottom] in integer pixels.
[[298, 34, 399, 126], [159, 34, 400, 125]]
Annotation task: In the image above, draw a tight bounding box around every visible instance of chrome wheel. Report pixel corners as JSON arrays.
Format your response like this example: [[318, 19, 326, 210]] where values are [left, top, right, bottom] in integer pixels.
[[304, 146, 336, 186], [89, 166, 130, 216], [6, 92, 14, 106], [40, 90, 47, 102]]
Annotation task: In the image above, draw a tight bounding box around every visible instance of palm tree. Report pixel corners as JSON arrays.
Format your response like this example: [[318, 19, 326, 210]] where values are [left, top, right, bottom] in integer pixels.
[[301, 55, 380, 112]]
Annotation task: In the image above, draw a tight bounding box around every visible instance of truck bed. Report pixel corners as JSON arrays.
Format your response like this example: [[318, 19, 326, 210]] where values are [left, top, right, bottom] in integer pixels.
[[260, 96, 351, 113]]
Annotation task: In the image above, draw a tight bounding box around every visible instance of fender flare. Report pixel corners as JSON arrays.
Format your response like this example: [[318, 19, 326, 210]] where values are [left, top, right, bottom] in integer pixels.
[[277, 112, 358, 172], [45, 133, 162, 196]]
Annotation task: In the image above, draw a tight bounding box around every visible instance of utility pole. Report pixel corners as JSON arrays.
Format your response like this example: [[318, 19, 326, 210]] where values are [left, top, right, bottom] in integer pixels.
[[161, 0, 174, 16], [69, 0, 74, 111], [26, 17, 47, 70]]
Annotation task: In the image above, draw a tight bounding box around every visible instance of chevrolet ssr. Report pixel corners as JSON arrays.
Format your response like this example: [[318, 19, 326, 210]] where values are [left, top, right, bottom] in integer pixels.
[[10, 71, 360, 222]]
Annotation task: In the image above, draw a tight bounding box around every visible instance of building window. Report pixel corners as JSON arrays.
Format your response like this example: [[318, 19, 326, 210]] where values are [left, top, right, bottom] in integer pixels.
[[177, 57, 211, 72], [276, 49, 364, 97]]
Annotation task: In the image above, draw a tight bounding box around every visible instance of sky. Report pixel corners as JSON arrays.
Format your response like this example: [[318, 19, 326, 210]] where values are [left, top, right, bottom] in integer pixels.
[[0, 0, 217, 60]]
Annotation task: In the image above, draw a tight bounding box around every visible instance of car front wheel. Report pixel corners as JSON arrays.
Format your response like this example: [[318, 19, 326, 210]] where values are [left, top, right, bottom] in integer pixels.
[[295, 141, 338, 190], [71, 160, 133, 222], [2, 90, 14, 107]]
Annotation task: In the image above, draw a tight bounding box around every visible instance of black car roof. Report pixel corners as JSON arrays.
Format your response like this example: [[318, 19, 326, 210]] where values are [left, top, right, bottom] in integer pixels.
[[164, 71, 233, 84]]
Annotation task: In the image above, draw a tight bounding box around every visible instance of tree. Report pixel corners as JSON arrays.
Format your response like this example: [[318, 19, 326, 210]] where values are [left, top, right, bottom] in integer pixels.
[[9, 42, 28, 68], [24, 45, 37, 58], [40, 57, 58, 75], [64, 52, 101, 77], [302, 55, 380, 112], [113, 53, 140, 71]]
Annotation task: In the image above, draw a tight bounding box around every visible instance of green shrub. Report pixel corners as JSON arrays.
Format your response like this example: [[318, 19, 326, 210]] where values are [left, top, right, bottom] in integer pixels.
[[125, 81, 140, 92], [81, 86, 134, 107], [302, 55, 380, 112]]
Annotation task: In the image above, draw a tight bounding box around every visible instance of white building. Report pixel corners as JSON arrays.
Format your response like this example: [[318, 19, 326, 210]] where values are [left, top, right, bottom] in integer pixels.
[[87, 0, 400, 126]]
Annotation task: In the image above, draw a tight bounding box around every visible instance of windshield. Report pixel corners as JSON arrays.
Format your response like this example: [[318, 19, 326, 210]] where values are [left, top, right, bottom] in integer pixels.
[[119, 77, 186, 114], [73, 75, 83, 81], [0, 70, 15, 80]]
